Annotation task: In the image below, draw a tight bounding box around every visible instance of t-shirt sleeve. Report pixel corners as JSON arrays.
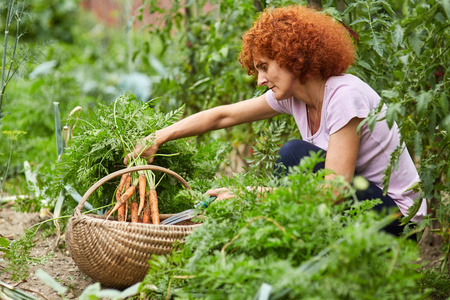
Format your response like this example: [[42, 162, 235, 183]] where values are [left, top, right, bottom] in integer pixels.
[[326, 85, 374, 135], [265, 90, 293, 115]]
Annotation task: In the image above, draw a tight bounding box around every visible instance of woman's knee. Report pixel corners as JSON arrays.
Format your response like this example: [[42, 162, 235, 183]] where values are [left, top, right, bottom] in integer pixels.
[[278, 140, 313, 162], [276, 139, 325, 172]]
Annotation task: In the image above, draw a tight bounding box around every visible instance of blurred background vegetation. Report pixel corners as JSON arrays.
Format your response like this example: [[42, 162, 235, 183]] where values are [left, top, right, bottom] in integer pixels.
[[0, 0, 449, 280]]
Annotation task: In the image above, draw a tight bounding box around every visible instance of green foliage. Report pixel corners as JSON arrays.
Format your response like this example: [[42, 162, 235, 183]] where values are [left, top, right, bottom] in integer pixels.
[[0, 226, 51, 281], [51, 92, 229, 214], [417, 269, 450, 300], [0, 130, 27, 196], [246, 118, 287, 175], [329, 0, 449, 270], [0, 0, 448, 295], [0, 280, 40, 300], [34, 268, 141, 300], [137, 0, 304, 147], [140, 156, 425, 299], [140, 0, 256, 112], [25, 0, 81, 43]]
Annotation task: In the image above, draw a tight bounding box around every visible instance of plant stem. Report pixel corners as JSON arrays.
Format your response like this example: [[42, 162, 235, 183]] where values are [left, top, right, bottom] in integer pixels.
[[1, 0, 15, 111]]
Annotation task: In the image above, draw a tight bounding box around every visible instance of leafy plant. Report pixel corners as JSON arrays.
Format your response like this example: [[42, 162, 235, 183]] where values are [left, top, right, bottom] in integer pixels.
[[50, 92, 229, 215], [140, 154, 425, 299], [0, 226, 52, 281], [330, 0, 449, 271], [0, 130, 26, 198], [0, 280, 40, 300], [417, 268, 450, 300], [35, 269, 141, 300], [0, 0, 39, 123]]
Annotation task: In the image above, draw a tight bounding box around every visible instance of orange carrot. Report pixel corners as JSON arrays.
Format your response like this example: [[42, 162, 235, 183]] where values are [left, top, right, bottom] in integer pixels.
[[130, 202, 139, 223], [149, 189, 160, 225], [117, 200, 126, 222], [124, 176, 131, 221], [138, 174, 146, 216], [117, 173, 129, 222], [105, 173, 129, 217], [106, 185, 136, 219], [116, 173, 130, 200], [143, 205, 151, 224]]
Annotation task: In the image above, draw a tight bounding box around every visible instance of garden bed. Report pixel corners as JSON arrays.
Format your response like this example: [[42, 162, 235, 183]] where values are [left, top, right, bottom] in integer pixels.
[[0, 201, 446, 299], [0, 203, 95, 299]]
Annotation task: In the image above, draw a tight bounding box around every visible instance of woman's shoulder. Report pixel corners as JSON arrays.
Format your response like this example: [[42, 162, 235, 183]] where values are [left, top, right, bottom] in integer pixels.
[[327, 73, 370, 88], [326, 74, 380, 101]]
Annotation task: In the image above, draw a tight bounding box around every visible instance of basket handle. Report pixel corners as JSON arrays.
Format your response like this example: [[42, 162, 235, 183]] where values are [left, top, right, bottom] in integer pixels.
[[74, 165, 191, 216]]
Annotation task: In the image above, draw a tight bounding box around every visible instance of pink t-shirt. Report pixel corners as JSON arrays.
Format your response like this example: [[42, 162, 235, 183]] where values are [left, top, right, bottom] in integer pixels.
[[265, 74, 426, 222]]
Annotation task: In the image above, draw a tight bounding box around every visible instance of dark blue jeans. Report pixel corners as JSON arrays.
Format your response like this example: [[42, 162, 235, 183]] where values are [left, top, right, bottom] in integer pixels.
[[275, 140, 406, 237]]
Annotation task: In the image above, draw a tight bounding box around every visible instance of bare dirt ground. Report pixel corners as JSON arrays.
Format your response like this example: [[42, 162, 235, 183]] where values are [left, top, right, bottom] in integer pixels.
[[0, 199, 446, 300], [0, 201, 95, 300]]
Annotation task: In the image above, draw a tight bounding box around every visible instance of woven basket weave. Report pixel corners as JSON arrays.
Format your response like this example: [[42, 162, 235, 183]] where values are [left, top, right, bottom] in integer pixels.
[[65, 165, 202, 289]]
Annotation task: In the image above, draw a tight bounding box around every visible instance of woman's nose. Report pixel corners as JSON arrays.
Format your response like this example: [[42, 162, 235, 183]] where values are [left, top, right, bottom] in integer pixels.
[[257, 73, 267, 86]]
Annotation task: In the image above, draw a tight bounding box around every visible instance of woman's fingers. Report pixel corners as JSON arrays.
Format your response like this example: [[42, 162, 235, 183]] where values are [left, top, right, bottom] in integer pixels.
[[206, 187, 234, 200], [124, 137, 158, 165], [123, 153, 134, 165]]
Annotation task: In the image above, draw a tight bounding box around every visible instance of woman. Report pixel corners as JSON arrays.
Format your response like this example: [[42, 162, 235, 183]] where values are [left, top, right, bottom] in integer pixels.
[[125, 5, 426, 235]]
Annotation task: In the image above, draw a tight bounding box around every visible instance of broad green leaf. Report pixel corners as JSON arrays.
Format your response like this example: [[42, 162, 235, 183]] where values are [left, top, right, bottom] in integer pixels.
[[400, 196, 423, 225], [414, 131, 423, 158], [409, 31, 424, 56], [439, 92, 449, 114], [393, 70, 403, 80], [385, 103, 402, 128], [402, 0, 410, 16], [53, 102, 64, 159], [0, 237, 10, 253], [117, 282, 141, 299], [440, 0, 450, 20], [219, 46, 229, 58], [370, 34, 383, 57], [96, 289, 123, 299], [323, 7, 342, 21], [392, 24, 404, 48], [78, 283, 101, 300], [254, 282, 273, 300], [381, 89, 399, 100], [416, 91, 432, 116], [357, 60, 373, 71], [380, 0, 395, 15], [443, 115, 450, 133], [0, 237, 10, 248], [342, 2, 359, 15], [427, 112, 437, 138], [188, 77, 211, 91], [35, 269, 68, 295], [349, 18, 370, 26]]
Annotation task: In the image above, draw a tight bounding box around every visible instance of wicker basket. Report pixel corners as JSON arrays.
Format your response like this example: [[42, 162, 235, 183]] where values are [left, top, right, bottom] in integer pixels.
[[65, 165, 202, 289]]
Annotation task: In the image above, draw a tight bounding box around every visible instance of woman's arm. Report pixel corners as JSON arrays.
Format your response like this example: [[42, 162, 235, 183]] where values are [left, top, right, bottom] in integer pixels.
[[324, 117, 363, 183], [207, 117, 363, 201], [125, 94, 280, 164]]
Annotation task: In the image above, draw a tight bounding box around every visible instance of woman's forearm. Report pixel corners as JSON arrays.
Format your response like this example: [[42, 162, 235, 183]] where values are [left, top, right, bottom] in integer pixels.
[[153, 106, 228, 145]]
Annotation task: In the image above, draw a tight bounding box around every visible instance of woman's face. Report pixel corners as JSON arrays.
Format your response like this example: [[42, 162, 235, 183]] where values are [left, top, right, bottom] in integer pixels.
[[254, 55, 300, 100]]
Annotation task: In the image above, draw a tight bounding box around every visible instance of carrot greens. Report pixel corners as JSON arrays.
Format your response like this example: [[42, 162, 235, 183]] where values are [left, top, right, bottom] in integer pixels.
[[49, 92, 229, 216]]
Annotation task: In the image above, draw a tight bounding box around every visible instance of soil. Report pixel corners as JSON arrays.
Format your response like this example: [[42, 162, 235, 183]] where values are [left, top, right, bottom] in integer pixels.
[[0, 200, 95, 300], [0, 199, 446, 300]]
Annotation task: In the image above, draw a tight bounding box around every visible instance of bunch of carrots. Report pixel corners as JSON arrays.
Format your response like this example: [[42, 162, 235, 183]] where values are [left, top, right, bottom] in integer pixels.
[[106, 162, 164, 224]]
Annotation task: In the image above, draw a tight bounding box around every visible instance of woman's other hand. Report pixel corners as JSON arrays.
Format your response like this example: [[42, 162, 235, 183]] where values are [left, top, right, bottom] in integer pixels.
[[206, 187, 235, 200]]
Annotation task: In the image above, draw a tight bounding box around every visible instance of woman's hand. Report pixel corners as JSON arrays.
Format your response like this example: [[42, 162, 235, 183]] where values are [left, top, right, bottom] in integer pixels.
[[206, 187, 235, 201], [124, 134, 160, 165]]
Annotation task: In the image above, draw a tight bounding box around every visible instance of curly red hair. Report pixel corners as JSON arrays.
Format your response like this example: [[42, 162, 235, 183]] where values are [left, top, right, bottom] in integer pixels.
[[239, 5, 355, 83]]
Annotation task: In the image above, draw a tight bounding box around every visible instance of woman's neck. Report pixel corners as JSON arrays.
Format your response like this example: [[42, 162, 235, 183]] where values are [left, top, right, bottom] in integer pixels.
[[293, 76, 326, 109]]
